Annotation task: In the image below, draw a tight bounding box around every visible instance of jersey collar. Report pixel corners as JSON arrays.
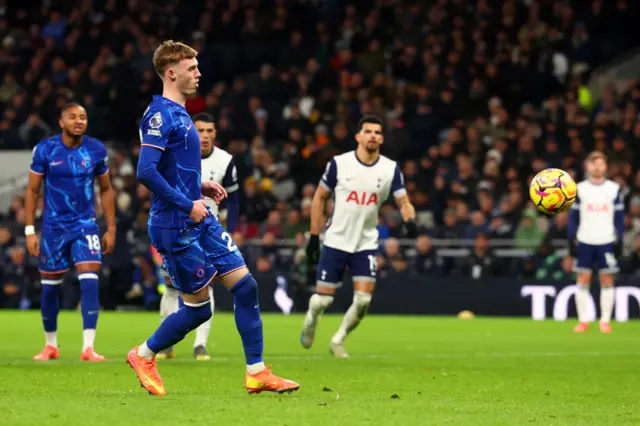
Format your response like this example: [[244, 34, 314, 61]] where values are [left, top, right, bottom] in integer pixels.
[[354, 150, 380, 167]]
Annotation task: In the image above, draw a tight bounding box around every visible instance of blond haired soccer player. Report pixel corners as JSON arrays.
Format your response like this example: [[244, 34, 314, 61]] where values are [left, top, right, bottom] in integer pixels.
[[156, 112, 239, 361], [127, 41, 299, 396], [568, 151, 624, 333]]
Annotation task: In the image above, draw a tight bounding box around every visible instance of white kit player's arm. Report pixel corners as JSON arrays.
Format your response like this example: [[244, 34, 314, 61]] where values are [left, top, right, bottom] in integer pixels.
[[311, 159, 337, 236], [310, 185, 331, 236], [306, 159, 337, 264], [391, 165, 418, 237]]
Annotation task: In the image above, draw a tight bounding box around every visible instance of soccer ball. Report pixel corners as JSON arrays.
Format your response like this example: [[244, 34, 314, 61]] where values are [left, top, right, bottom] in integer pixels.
[[529, 168, 577, 215]]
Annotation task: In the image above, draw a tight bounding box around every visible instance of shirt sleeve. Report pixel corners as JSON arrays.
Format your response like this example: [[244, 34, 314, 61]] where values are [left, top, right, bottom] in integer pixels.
[[139, 108, 173, 151], [94, 143, 109, 176], [30, 143, 47, 175], [614, 188, 625, 241], [222, 160, 239, 193], [136, 145, 194, 214], [391, 165, 407, 198], [319, 159, 337, 192], [567, 194, 580, 240]]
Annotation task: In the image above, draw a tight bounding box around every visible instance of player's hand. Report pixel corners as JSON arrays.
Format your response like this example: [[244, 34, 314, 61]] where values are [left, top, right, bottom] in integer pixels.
[[614, 241, 622, 258], [102, 230, 116, 255], [190, 199, 209, 223], [404, 220, 418, 239], [201, 181, 227, 204], [26, 234, 40, 257], [306, 234, 320, 265], [569, 239, 578, 257]]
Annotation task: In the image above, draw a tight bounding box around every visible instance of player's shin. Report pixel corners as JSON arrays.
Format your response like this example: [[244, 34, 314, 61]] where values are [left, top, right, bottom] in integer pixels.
[[600, 284, 615, 324], [140, 298, 212, 360], [575, 283, 590, 324], [229, 273, 265, 373], [301, 293, 334, 346], [41, 277, 62, 347], [332, 291, 371, 345], [79, 272, 100, 350], [159, 287, 179, 321]]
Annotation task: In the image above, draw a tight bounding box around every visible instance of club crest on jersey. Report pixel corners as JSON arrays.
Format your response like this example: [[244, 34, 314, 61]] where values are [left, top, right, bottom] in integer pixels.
[[346, 191, 378, 206], [81, 159, 92, 169], [195, 265, 206, 280]]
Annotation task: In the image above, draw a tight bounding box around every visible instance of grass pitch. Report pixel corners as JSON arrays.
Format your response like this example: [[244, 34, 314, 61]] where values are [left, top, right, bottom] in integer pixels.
[[0, 311, 638, 425]]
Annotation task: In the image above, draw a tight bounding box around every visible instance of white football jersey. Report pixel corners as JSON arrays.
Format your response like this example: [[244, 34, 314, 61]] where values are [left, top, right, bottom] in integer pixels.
[[321, 151, 406, 253], [201, 147, 238, 215], [573, 179, 623, 245]]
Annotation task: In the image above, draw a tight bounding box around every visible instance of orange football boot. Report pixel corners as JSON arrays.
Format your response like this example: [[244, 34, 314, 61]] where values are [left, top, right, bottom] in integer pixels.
[[599, 322, 612, 333], [33, 345, 59, 361], [126, 347, 166, 396], [573, 322, 589, 333], [80, 347, 106, 362], [245, 366, 300, 394]]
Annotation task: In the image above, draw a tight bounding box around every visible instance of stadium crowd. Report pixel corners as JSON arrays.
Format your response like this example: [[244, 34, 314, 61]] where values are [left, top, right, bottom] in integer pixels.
[[2, 0, 640, 310]]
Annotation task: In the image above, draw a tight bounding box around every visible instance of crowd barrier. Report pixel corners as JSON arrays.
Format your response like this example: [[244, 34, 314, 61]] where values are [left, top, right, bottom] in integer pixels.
[[211, 271, 640, 321]]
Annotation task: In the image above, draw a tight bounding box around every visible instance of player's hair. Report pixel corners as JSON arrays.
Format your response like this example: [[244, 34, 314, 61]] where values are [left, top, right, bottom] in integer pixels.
[[60, 102, 84, 117], [586, 150, 607, 163], [357, 115, 384, 132], [192, 112, 215, 124], [152, 40, 198, 78]]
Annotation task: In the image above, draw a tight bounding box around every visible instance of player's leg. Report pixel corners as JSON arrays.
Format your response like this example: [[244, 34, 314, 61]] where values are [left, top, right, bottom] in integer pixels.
[[206, 225, 299, 393], [127, 227, 214, 396], [300, 247, 346, 349], [33, 227, 70, 360], [597, 244, 619, 333], [573, 242, 594, 332], [156, 271, 178, 359], [72, 226, 105, 361], [330, 250, 377, 358], [193, 285, 214, 360]]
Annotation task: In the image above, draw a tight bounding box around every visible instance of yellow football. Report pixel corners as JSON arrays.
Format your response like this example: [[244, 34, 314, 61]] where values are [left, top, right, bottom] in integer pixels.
[[529, 168, 577, 215]]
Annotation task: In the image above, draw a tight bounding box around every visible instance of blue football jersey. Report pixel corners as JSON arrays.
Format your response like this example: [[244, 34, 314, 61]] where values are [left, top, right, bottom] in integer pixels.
[[139, 95, 202, 228], [30, 134, 109, 227]]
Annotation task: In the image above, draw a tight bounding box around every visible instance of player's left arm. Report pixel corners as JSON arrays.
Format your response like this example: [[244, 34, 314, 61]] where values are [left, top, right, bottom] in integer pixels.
[[95, 147, 116, 255], [391, 165, 418, 238], [614, 188, 625, 256], [220, 160, 239, 233]]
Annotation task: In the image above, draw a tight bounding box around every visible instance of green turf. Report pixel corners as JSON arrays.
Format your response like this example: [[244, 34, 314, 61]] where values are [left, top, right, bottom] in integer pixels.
[[0, 311, 638, 425]]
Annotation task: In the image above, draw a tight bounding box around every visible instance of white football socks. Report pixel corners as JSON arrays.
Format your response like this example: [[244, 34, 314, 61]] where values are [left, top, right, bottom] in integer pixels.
[[303, 294, 334, 330], [45, 331, 58, 348], [600, 286, 614, 323], [575, 284, 590, 323], [332, 292, 372, 344], [82, 329, 96, 351], [194, 289, 215, 348], [137, 342, 156, 360], [247, 362, 266, 374], [159, 287, 179, 321]]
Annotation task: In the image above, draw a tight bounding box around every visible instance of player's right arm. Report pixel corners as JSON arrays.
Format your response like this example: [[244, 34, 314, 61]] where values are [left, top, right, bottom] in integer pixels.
[[567, 193, 580, 256], [136, 109, 208, 222], [25, 144, 46, 257], [306, 159, 336, 263]]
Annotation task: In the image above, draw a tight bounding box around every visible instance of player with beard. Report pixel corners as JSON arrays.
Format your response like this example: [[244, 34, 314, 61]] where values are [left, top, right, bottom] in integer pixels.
[[300, 115, 418, 357], [26, 103, 116, 361]]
